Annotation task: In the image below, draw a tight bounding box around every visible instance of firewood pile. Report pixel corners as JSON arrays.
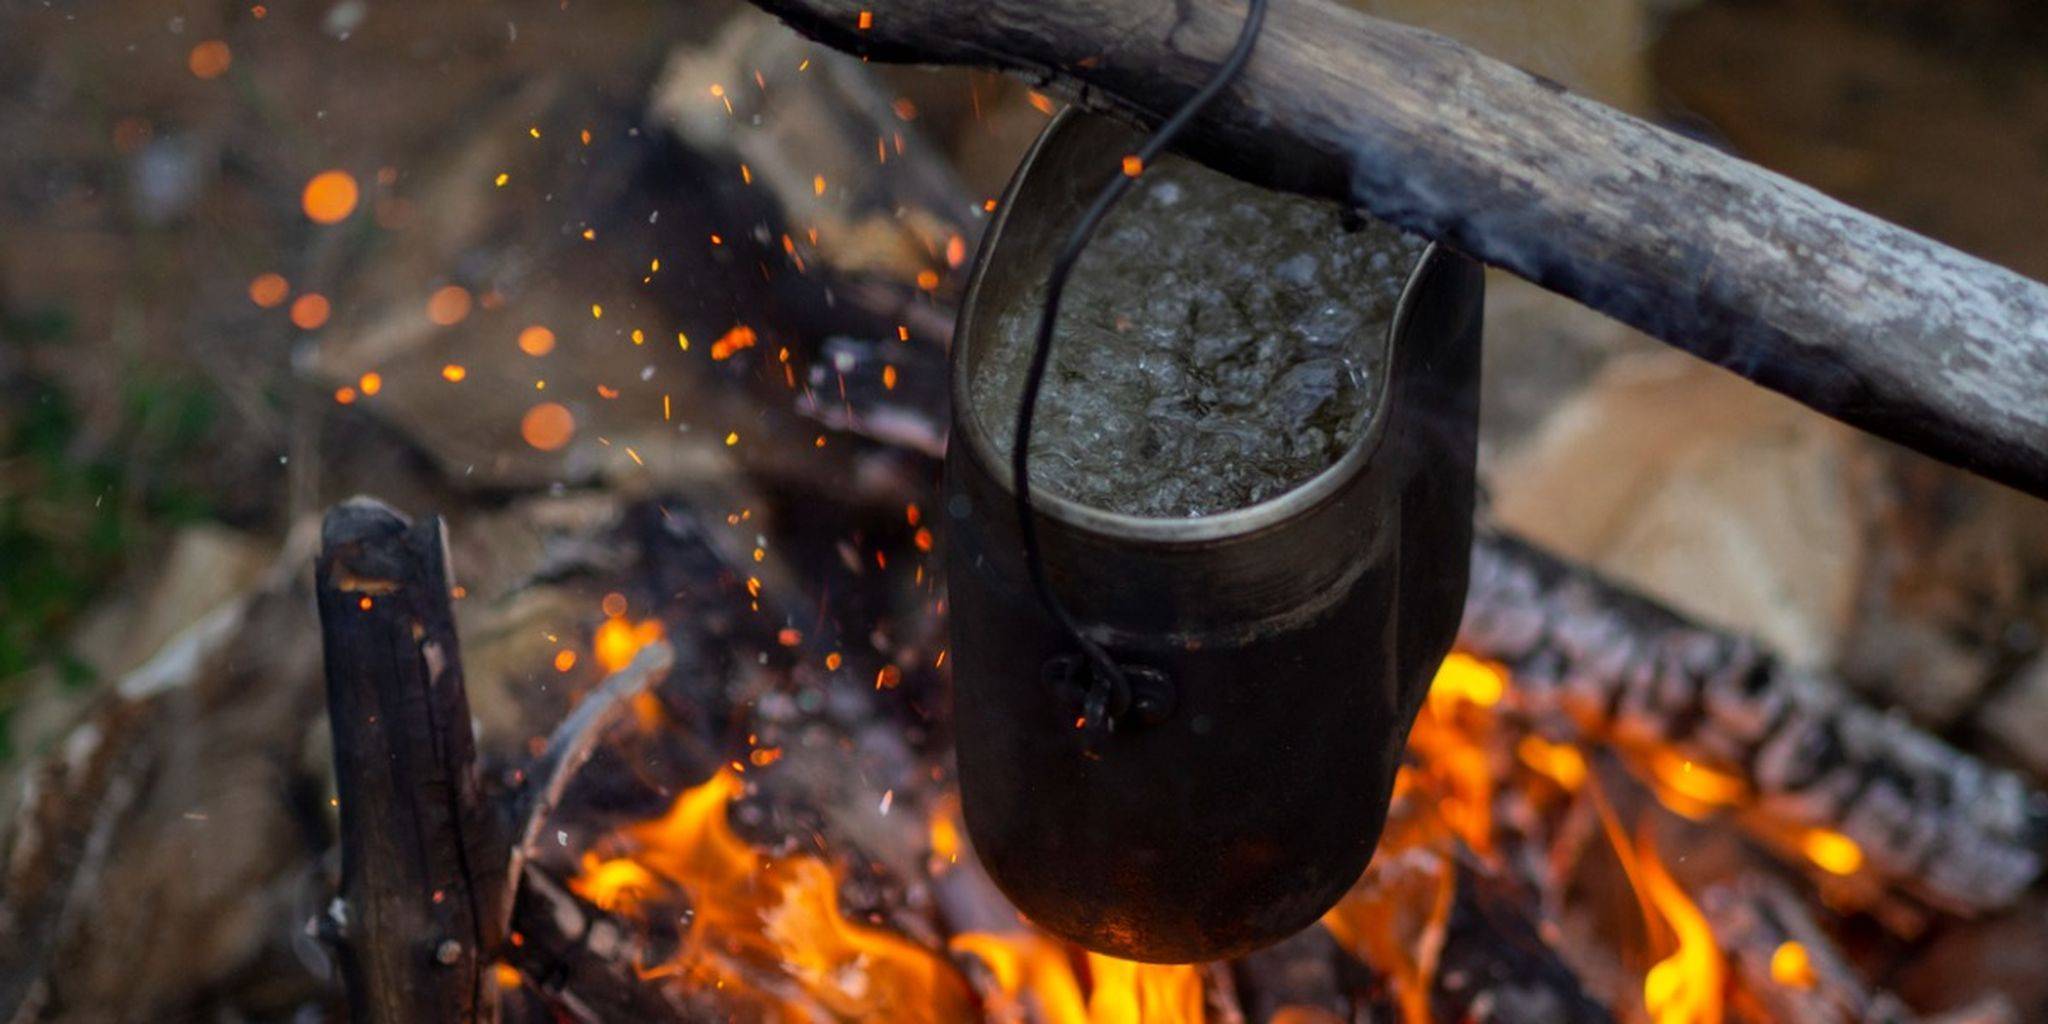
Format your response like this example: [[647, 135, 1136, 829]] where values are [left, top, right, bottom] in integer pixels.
[[4, 2, 2048, 1022]]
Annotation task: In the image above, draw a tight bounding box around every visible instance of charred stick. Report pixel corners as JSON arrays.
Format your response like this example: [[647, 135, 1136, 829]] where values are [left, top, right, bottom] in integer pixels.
[[502, 864, 691, 1024], [1435, 862, 1616, 1023], [316, 499, 510, 1024], [1463, 531, 2048, 914], [509, 642, 675, 893], [1699, 874, 2013, 1024], [741, 0, 2048, 498]]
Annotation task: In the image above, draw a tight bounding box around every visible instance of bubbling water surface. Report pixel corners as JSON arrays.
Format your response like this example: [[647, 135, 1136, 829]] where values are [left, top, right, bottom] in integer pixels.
[[975, 155, 1424, 518]]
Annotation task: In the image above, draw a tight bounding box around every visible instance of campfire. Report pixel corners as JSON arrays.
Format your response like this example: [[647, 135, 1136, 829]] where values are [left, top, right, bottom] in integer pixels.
[[300, 481, 2037, 1023], [5, 1, 2048, 1023], [488, 583, 2033, 1023]]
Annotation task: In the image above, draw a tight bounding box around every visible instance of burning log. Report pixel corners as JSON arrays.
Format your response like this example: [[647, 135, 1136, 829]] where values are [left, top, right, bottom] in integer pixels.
[[314, 499, 511, 1024], [1462, 532, 2048, 916], [1700, 874, 2015, 1024], [740, 0, 2048, 500], [295, 483, 2048, 1018], [302, 487, 1630, 1020], [502, 863, 691, 1024], [1435, 862, 1618, 1023]]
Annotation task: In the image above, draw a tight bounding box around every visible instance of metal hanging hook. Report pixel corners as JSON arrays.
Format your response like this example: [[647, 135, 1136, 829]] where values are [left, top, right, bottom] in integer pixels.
[[1012, 0, 1270, 739]]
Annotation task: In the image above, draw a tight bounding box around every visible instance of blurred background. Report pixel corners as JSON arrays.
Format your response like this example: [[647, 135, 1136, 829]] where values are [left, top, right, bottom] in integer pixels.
[[5, 1, 2048, 1021]]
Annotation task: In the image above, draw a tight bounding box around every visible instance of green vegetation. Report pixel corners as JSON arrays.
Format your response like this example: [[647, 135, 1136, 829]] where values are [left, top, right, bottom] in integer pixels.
[[0, 306, 216, 760]]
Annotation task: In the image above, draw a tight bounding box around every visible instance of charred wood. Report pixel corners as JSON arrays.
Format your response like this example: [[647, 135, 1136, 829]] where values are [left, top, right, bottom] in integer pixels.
[[315, 499, 510, 1024], [502, 864, 692, 1024], [1435, 863, 1616, 1023], [1463, 532, 2048, 914], [1701, 874, 2016, 1024]]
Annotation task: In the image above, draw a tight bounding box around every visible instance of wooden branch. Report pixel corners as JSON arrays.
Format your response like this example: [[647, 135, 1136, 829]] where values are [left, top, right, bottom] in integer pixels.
[[1463, 531, 2048, 915], [1701, 874, 2014, 1024], [502, 864, 690, 1024], [1436, 863, 1615, 1023], [316, 499, 509, 1024], [508, 642, 673, 899], [742, 0, 2048, 497]]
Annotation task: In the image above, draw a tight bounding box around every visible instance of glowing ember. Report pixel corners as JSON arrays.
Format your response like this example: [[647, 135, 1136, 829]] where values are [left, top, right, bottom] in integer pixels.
[[576, 854, 661, 912], [247, 273, 289, 308], [302, 170, 360, 224], [1648, 750, 1746, 817], [593, 615, 663, 673], [517, 324, 556, 356], [1428, 653, 1504, 710], [426, 285, 473, 326], [1800, 829, 1864, 876], [521, 402, 576, 451], [187, 40, 232, 80], [1769, 941, 1815, 990], [1515, 734, 1587, 791], [710, 324, 758, 361], [290, 293, 331, 330]]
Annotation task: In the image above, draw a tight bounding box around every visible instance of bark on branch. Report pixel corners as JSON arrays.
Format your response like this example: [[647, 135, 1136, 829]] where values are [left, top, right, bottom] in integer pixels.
[[743, 0, 2048, 498]]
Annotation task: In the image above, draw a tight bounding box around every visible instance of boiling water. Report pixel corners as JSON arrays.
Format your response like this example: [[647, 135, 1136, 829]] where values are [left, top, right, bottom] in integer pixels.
[[974, 155, 1424, 518]]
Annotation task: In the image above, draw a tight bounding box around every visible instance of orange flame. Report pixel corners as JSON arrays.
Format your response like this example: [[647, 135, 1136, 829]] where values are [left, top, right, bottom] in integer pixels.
[[1320, 808, 1454, 1024], [593, 614, 663, 673], [1646, 749, 1747, 819], [573, 770, 972, 1021], [1404, 653, 1507, 853], [1798, 828, 1863, 877], [951, 932, 1206, 1024], [560, 642, 1759, 1022], [1637, 832, 1724, 1024], [711, 324, 758, 360], [1769, 941, 1816, 990]]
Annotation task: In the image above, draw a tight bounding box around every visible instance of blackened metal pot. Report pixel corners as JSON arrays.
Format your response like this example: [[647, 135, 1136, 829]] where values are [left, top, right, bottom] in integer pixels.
[[944, 110, 1483, 963]]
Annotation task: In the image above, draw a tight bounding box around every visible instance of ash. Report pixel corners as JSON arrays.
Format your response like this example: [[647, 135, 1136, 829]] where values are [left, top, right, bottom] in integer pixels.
[[975, 154, 1422, 518]]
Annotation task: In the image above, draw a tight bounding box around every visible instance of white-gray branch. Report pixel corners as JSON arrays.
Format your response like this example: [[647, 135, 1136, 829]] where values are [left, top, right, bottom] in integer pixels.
[[746, 0, 2048, 498]]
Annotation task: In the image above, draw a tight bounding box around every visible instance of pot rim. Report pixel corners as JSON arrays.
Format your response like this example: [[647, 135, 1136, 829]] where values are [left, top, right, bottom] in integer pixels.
[[952, 107, 1445, 547]]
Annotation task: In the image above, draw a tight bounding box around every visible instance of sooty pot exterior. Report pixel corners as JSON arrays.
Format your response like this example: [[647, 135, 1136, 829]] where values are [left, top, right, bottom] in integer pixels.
[[944, 111, 1483, 963]]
